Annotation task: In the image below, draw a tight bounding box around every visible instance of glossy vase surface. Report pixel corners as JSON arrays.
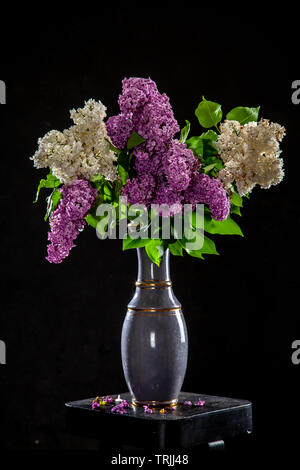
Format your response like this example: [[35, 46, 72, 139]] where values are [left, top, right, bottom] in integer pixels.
[[121, 248, 188, 406]]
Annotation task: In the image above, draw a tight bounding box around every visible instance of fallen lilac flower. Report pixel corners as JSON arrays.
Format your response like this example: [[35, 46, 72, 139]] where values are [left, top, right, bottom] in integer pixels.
[[195, 399, 205, 406], [92, 401, 100, 410], [120, 399, 130, 408], [143, 405, 153, 414], [104, 395, 114, 404], [184, 401, 192, 406], [111, 404, 127, 414]]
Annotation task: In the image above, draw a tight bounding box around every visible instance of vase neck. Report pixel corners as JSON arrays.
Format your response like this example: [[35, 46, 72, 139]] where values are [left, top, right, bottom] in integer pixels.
[[128, 247, 180, 309], [137, 248, 170, 282]]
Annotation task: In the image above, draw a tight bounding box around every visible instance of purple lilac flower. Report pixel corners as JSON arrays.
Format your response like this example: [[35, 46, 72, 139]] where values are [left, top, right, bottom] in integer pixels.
[[123, 145, 200, 216], [132, 96, 180, 154], [118, 77, 157, 114], [107, 77, 229, 217], [184, 401, 192, 406], [120, 399, 130, 408], [195, 399, 205, 406], [46, 179, 97, 263], [152, 181, 183, 216], [109, 77, 180, 154], [134, 149, 157, 175], [92, 401, 100, 410], [106, 114, 133, 150], [163, 141, 200, 191], [104, 395, 114, 404], [118, 77, 164, 116], [111, 400, 130, 414], [143, 405, 153, 414], [184, 173, 230, 221], [122, 175, 156, 206], [111, 404, 127, 414]]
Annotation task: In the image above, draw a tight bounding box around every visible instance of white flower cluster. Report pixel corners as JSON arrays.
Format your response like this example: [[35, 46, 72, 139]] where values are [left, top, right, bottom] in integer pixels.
[[31, 99, 117, 184], [216, 119, 286, 196]]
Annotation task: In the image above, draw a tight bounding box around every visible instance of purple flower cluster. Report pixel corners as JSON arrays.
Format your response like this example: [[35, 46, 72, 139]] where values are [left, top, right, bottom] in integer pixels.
[[195, 399, 205, 407], [46, 179, 97, 264], [111, 399, 131, 415], [143, 405, 153, 414], [184, 173, 231, 221], [104, 395, 114, 404], [106, 77, 230, 220], [183, 398, 205, 407], [106, 114, 133, 150], [112, 77, 180, 154]]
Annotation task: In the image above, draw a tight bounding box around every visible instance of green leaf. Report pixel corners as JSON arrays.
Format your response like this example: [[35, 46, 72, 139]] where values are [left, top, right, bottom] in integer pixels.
[[201, 129, 218, 142], [185, 136, 204, 157], [168, 240, 183, 256], [200, 130, 219, 158], [181, 234, 219, 258], [104, 137, 121, 154], [44, 188, 62, 221], [145, 239, 164, 266], [92, 173, 105, 184], [204, 215, 243, 236], [85, 213, 99, 228], [118, 150, 130, 172], [188, 235, 219, 257], [201, 235, 219, 254], [184, 248, 204, 259], [127, 130, 146, 149], [186, 130, 219, 159], [117, 150, 131, 185], [91, 174, 106, 194], [195, 97, 223, 128], [102, 182, 114, 202], [178, 227, 205, 254], [226, 106, 260, 124], [230, 192, 243, 207], [230, 191, 244, 216], [230, 204, 242, 216], [179, 120, 191, 143], [122, 236, 152, 251], [203, 163, 217, 173], [33, 171, 61, 203], [118, 165, 128, 185], [202, 156, 224, 175]]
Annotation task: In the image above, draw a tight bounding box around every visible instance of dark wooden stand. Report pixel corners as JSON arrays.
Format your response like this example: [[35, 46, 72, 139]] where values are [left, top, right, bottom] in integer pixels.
[[65, 392, 252, 452]]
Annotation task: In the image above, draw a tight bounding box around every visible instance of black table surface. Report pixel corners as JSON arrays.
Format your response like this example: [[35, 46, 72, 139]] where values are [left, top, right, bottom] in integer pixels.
[[65, 392, 252, 450]]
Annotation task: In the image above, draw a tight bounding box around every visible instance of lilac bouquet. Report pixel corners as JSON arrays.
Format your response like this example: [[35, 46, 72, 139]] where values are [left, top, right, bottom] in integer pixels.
[[31, 78, 286, 265]]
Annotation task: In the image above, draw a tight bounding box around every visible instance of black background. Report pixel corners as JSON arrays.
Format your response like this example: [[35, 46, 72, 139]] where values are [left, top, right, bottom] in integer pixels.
[[1, 7, 299, 464]]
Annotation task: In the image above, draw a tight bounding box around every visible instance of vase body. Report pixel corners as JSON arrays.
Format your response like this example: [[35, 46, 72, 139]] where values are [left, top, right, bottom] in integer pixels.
[[121, 248, 188, 406]]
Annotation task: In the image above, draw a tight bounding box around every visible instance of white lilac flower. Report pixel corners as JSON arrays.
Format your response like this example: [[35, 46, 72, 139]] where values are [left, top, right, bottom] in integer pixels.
[[216, 119, 286, 196], [31, 99, 117, 184]]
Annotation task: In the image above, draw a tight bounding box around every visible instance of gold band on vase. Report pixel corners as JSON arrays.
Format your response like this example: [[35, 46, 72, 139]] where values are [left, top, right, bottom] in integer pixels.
[[127, 307, 181, 315], [132, 398, 178, 407], [135, 279, 172, 289]]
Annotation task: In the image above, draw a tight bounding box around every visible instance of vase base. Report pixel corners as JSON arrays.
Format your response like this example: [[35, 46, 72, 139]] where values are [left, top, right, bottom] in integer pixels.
[[132, 398, 178, 408]]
